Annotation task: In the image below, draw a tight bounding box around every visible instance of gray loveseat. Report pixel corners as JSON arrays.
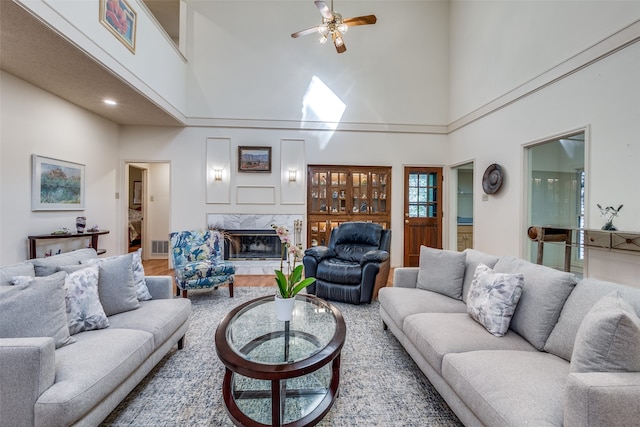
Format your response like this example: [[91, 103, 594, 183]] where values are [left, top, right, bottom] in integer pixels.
[[0, 249, 191, 427], [380, 247, 640, 426]]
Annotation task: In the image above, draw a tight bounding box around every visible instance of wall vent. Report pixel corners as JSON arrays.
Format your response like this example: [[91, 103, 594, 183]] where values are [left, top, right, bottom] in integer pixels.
[[151, 240, 169, 255]]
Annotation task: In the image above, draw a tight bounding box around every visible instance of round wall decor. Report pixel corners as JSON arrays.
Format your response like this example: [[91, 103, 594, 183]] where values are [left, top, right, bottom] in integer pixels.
[[482, 164, 503, 194]]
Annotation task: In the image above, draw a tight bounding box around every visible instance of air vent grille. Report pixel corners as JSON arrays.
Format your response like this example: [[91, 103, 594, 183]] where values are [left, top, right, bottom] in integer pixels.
[[151, 240, 169, 255]]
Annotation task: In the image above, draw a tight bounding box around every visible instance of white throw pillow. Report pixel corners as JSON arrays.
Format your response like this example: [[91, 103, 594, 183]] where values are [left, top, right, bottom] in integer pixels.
[[59, 265, 110, 335], [132, 248, 152, 301], [3, 272, 75, 348], [467, 263, 524, 337], [416, 246, 467, 300], [570, 291, 640, 373], [82, 253, 139, 316]]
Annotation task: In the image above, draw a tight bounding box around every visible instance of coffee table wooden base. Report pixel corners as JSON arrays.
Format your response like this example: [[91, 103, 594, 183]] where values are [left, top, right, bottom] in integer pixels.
[[222, 355, 341, 427]]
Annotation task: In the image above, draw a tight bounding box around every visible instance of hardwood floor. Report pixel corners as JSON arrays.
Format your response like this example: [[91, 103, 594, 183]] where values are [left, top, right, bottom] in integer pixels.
[[142, 259, 395, 288]]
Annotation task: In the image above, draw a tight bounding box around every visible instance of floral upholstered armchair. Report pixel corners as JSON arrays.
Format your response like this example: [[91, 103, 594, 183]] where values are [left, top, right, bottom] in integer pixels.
[[169, 229, 235, 298]]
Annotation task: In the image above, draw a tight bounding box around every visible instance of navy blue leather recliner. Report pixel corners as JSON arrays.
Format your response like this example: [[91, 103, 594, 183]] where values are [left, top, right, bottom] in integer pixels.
[[303, 222, 391, 304]]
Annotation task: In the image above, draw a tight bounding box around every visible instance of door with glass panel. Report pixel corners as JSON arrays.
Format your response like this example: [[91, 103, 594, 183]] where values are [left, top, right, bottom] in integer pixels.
[[404, 167, 442, 266]]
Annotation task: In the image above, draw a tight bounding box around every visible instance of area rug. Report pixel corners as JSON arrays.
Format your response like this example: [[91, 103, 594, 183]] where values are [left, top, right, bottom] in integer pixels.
[[101, 287, 462, 426]]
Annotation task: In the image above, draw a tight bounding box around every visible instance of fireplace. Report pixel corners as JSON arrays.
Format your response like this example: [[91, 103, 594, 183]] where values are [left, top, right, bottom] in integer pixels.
[[224, 229, 283, 261]]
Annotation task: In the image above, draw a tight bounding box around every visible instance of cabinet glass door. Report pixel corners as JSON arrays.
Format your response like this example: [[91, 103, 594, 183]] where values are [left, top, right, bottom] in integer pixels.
[[310, 171, 328, 213], [370, 172, 389, 214], [329, 172, 348, 214], [352, 172, 369, 214]]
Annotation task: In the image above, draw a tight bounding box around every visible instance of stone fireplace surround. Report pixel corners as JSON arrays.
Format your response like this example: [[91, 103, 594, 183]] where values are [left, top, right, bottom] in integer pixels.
[[206, 214, 304, 275]]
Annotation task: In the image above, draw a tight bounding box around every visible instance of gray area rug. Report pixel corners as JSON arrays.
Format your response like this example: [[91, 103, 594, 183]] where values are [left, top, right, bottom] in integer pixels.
[[102, 287, 462, 426]]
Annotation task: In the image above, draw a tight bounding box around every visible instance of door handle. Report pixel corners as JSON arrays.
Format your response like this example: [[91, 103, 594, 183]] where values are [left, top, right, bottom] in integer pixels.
[[405, 219, 409, 224]]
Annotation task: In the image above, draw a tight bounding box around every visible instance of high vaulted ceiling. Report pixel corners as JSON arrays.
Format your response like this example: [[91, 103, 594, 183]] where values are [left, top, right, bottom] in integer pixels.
[[0, 0, 184, 127]]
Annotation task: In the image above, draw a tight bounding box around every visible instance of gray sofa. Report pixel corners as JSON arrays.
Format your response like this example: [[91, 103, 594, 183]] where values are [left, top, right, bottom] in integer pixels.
[[0, 249, 192, 427], [379, 247, 640, 426]]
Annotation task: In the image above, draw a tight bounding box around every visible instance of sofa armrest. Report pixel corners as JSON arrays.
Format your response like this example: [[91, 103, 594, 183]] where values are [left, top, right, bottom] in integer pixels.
[[145, 275, 174, 299], [0, 337, 56, 427], [304, 246, 336, 263], [565, 371, 640, 427], [392, 267, 419, 288], [360, 250, 389, 265]]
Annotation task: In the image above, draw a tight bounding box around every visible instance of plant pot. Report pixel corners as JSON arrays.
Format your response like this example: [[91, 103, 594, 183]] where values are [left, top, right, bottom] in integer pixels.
[[274, 295, 295, 322]]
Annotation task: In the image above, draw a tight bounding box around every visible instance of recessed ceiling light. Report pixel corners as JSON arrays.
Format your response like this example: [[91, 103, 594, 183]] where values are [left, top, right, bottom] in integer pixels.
[[103, 99, 117, 106]]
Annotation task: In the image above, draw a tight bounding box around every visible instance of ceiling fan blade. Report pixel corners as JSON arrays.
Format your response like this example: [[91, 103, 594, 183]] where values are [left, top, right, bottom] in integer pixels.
[[343, 15, 377, 26], [291, 26, 319, 38], [314, 1, 333, 20]]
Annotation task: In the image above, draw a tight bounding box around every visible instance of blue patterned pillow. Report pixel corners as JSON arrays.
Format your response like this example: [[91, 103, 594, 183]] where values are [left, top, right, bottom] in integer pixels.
[[467, 263, 524, 337], [60, 265, 110, 335], [132, 249, 152, 301]]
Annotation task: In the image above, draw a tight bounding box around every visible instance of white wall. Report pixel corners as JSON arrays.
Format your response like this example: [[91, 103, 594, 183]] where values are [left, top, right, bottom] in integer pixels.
[[118, 125, 449, 266], [185, 1, 450, 129], [0, 71, 120, 264], [448, 38, 640, 286], [449, 0, 640, 122]]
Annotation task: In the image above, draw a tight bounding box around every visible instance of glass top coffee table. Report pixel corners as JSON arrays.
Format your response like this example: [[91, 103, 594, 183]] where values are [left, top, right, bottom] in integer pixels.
[[215, 294, 346, 427]]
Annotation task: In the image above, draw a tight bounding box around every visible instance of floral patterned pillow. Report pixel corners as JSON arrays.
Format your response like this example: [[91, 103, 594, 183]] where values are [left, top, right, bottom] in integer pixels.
[[467, 263, 524, 337], [63, 265, 110, 335], [132, 249, 152, 301]]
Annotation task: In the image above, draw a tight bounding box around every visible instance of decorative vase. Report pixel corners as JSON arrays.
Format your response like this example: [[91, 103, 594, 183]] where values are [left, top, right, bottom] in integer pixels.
[[602, 220, 617, 231], [76, 216, 87, 233], [274, 295, 295, 322]]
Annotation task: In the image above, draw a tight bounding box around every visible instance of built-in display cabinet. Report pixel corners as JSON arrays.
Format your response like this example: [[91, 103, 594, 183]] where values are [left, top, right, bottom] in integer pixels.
[[307, 165, 391, 246]]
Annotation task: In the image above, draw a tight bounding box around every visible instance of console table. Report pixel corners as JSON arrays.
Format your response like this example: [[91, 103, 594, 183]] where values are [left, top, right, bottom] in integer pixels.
[[27, 230, 109, 259], [528, 226, 640, 271]]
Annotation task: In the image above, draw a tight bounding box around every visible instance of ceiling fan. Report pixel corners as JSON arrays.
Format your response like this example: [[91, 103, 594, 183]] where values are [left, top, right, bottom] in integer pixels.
[[291, 0, 377, 54]]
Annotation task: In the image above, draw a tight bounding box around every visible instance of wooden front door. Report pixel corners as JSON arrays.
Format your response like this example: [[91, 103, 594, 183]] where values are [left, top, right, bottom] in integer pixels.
[[403, 167, 443, 266]]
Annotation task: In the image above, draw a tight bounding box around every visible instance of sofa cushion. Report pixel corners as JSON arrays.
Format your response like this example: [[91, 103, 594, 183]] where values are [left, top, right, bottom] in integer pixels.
[[34, 328, 154, 426], [0, 272, 74, 348], [545, 278, 640, 361], [493, 256, 577, 350], [462, 249, 500, 303], [0, 262, 35, 286], [58, 265, 110, 335], [570, 292, 640, 373], [316, 258, 362, 285], [82, 253, 139, 316], [403, 313, 536, 375], [466, 263, 524, 337], [131, 248, 152, 301], [416, 246, 466, 300], [443, 350, 569, 427], [30, 248, 98, 277], [108, 298, 191, 348], [378, 287, 467, 331]]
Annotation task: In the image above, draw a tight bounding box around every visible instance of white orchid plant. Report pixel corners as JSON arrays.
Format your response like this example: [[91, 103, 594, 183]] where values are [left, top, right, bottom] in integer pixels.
[[272, 224, 315, 298]]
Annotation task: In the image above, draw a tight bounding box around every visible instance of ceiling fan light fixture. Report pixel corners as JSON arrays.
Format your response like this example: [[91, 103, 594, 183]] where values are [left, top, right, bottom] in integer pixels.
[[333, 31, 344, 47], [318, 23, 328, 35], [338, 23, 348, 33], [319, 34, 328, 44]]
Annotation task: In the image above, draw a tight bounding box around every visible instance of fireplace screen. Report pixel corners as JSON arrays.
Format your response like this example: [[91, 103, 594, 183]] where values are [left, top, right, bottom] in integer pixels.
[[225, 230, 283, 261]]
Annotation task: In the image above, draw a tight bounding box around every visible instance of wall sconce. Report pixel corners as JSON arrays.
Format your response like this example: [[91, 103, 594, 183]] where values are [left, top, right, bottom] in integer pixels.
[[214, 169, 223, 181], [288, 169, 297, 182]]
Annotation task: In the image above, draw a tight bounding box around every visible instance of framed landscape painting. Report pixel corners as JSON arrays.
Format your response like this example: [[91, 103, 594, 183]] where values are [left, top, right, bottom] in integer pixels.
[[32, 155, 85, 211], [238, 146, 272, 172], [99, 0, 137, 53]]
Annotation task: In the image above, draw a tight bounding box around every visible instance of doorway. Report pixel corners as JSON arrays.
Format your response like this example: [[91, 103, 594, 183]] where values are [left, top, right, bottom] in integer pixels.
[[451, 162, 474, 252], [125, 162, 171, 260], [525, 132, 585, 274], [127, 165, 145, 253], [403, 167, 443, 266]]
